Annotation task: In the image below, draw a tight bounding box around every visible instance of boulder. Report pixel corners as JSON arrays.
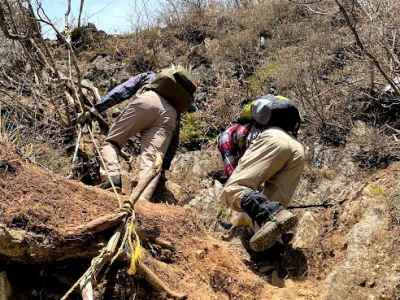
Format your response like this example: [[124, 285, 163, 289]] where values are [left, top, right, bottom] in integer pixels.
[[322, 183, 400, 300], [292, 212, 320, 250]]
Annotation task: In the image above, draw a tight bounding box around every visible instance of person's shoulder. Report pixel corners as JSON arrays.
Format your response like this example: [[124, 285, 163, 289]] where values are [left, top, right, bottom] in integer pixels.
[[263, 127, 304, 150], [263, 127, 290, 138]]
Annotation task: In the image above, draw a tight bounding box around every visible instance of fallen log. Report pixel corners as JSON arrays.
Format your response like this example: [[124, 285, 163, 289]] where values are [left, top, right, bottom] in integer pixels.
[[0, 203, 183, 264]]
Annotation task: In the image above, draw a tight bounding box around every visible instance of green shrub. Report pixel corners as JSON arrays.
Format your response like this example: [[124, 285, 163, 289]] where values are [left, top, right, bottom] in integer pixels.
[[247, 63, 280, 95], [180, 112, 207, 148]]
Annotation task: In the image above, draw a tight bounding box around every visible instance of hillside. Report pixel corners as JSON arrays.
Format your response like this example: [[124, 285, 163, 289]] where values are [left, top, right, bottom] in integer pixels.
[[0, 0, 400, 299]]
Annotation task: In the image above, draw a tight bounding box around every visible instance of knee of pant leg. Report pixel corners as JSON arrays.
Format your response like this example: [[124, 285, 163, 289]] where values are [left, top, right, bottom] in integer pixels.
[[139, 148, 164, 173]]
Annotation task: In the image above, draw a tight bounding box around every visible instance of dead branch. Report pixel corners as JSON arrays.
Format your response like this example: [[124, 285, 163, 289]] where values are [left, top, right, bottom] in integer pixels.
[[137, 262, 187, 299], [64, 212, 126, 237], [65, 0, 72, 28], [334, 0, 400, 96], [36, 3, 89, 110], [288, 202, 333, 209], [78, 0, 85, 28]]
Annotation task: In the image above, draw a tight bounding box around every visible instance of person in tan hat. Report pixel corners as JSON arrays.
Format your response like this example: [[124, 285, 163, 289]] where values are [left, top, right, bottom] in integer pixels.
[[218, 94, 305, 252], [78, 66, 197, 201]]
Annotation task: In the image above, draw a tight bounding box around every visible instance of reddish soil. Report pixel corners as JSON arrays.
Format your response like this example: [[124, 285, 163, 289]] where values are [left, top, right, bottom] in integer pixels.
[[103, 202, 319, 299], [0, 142, 119, 236], [0, 142, 320, 299]]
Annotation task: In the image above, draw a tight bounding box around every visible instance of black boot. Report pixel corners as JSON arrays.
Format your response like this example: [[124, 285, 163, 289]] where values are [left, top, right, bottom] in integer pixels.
[[98, 175, 122, 191], [240, 191, 282, 225], [240, 191, 297, 252]]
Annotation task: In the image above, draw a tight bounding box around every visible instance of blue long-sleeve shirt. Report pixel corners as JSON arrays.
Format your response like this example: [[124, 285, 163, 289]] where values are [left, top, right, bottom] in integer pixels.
[[95, 71, 156, 113]]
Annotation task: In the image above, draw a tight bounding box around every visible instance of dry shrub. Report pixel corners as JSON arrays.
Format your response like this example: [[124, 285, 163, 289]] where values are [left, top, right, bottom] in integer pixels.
[[389, 188, 400, 227], [2, 0, 399, 171], [350, 121, 400, 169]]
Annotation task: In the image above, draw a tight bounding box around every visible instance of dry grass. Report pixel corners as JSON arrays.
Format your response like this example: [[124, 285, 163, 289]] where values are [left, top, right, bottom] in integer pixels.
[[0, 110, 17, 145], [1, 0, 400, 169]]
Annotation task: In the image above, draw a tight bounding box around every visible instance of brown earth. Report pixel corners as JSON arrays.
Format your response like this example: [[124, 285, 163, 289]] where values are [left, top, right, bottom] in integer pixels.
[[2, 141, 399, 299], [0, 141, 119, 236], [0, 142, 320, 299]]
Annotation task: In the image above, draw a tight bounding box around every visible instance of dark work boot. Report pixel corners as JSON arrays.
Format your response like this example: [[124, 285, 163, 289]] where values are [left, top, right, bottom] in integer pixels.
[[98, 175, 122, 192], [240, 191, 297, 252]]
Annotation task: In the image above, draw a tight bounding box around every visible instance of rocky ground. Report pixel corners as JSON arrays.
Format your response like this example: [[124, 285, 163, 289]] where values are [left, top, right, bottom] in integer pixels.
[[1, 2, 400, 299], [1, 137, 400, 299]]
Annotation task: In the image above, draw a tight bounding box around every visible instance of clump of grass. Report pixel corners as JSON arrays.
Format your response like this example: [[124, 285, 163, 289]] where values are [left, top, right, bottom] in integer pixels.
[[0, 109, 18, 145], [248, 63, 280, 95], [180, 112, 206, 148], [368, 184, 385, 196]]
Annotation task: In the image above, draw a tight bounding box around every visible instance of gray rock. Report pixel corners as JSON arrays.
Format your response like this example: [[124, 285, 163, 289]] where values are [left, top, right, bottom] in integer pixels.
[[84, 54, 130, 92], [168, 149, 223, 194], [292, 212, 320, 250], [322, 191, 400, 300]]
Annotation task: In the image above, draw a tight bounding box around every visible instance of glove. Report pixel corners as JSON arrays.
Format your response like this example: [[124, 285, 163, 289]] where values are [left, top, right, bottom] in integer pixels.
[[76, 107, 99, 125]]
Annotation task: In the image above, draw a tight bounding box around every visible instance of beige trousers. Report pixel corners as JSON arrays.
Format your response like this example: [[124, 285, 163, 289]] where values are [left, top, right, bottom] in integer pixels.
[[101, 91, 177, 200], [0, 272, 11, 300], [221, 127, 305, 211]]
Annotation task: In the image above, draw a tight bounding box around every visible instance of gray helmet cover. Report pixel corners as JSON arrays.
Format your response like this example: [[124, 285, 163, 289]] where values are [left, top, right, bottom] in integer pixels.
[[251, 94, 276, 125]]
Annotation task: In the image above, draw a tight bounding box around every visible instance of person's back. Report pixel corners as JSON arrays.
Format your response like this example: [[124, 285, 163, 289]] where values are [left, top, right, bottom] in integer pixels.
[[77, 66, 197, 201]]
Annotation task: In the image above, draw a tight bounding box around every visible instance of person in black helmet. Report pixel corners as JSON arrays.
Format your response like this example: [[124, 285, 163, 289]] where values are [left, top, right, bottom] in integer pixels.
[[218, 94, 305, 252]]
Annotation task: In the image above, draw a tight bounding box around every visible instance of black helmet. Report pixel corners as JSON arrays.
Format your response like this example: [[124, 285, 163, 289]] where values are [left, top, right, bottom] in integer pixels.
[[257, 95, 301, 137]]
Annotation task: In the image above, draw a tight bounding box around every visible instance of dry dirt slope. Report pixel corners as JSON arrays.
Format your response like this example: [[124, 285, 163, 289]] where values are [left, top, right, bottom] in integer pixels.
[[1, 139, 400, 299], [0, 141, 319, 299]]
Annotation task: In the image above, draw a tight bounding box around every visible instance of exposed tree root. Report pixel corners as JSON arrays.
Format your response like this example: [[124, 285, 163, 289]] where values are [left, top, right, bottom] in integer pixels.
[[137, 262, 187, 299]]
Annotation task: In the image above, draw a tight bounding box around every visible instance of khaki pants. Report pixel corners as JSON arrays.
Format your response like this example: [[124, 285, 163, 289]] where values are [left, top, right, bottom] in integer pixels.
[[101, 91, 177, 200], [221, 127, 305, 211], [0, 272, 11, 300]]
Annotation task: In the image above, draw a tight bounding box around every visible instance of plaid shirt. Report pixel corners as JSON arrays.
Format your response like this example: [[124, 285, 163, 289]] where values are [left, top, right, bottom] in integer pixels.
[[218, 123, 252, 177]]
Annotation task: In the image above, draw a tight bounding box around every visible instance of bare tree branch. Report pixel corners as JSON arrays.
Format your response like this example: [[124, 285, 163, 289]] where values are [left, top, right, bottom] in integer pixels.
[[334, 0, 400, 96], [78, 0, 85, 28]]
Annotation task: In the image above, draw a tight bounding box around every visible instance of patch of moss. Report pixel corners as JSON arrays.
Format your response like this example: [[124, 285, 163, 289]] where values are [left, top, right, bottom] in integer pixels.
[[248, 63, 280, 94]]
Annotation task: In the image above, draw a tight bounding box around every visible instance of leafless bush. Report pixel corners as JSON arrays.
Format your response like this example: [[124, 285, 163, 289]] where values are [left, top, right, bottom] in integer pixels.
[[349, 121, 400, 168]]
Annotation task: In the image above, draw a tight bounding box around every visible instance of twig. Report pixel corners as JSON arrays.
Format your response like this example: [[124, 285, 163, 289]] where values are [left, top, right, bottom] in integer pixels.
[[334, 0, 400, 96], [78, 0, 85, 28]]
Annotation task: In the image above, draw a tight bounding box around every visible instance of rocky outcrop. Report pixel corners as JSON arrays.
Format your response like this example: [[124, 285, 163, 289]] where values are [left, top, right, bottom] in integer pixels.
[[292, 212, 320, 250], [322, 181, 400, 300]]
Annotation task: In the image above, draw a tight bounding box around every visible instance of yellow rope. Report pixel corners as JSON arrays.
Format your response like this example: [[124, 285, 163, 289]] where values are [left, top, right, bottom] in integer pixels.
[[127, 219, 142, 275], [87, 127, 142, 276]]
